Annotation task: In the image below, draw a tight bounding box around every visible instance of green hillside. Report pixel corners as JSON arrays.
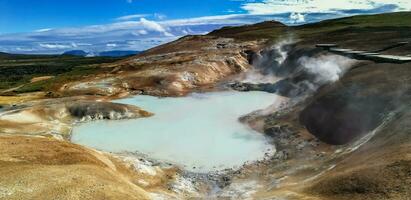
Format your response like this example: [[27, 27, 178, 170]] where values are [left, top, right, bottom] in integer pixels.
[[0, 53, 122, 93], [209, 12, 411, 43]]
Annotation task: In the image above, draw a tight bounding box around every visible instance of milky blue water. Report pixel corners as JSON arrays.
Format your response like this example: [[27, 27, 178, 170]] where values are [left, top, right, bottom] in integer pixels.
[[71, 91, 278, 172]]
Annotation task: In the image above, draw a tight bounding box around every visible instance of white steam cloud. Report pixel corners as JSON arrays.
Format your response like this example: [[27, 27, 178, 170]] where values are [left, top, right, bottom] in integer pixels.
[[235, 37, 356, 98], [240, 37, 295, 83], [299, 54, 355, 84], [274, 38, 294, 65]]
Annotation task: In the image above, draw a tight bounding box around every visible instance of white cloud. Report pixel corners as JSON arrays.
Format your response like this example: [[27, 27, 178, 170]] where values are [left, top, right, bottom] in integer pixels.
[[115, 14, 150, 21], [34, 28, 53, 32], [242, 0, 411, 15], [140, 18, 166, 32], [106, 43, 117, 47], [139, 29, 148, 35], [16, 47, 36, 52], [289, 12, 305, 24], [76, 43, 92, 46], [132, 29, 148, 36], [140, 18, 174, 36], [35, 18, 174, 37], [161, 14, 252, 26], [154, 13, 167, 20], [39, 43, 74, 49]]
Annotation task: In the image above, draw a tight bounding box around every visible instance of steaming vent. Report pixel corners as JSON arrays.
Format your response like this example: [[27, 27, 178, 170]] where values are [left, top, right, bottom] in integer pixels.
[[231, 38, 356, 98]]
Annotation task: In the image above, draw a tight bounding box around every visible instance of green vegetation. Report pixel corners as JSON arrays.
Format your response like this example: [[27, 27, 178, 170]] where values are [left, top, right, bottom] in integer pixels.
[[209, 12, 411, 41], [294, 12, 411, 37], [0, 54, 121, 94], [303, 12, 411, 29], [209, 21, 289, 41]]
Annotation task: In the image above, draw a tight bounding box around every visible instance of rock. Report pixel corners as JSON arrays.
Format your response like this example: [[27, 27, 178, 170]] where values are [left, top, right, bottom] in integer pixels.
[[218, 176, 232, 188], [66, 101, 151, 121], [273, 150, 289, 160]]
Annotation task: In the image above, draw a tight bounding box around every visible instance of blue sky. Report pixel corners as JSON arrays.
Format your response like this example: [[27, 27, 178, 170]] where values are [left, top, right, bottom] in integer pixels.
[[0, 0, 247, 34], [0, 0, 410, 54]]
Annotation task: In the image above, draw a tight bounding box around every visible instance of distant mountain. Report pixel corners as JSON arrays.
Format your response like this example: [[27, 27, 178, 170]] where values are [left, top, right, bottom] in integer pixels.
[[62, 50, 88, 57], [98, 50, 140, 57], [0, 52, 10, 58], [62, 50, 140, 57]]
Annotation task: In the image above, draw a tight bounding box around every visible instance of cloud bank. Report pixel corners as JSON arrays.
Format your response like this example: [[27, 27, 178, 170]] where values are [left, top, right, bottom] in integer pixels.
[[242, 0, 411, 14]]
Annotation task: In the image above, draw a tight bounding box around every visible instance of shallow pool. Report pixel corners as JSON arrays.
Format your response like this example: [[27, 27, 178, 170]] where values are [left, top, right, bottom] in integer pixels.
[[71, 91, 279, 172]]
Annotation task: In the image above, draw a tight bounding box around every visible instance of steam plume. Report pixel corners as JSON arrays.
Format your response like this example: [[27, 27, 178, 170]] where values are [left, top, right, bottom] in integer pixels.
[[234, 37, 356, 97]]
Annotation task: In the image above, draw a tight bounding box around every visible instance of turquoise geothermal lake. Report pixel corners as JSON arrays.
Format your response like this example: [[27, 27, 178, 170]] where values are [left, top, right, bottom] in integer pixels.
[[71, 91, 279, 172]]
